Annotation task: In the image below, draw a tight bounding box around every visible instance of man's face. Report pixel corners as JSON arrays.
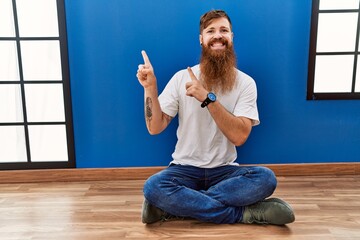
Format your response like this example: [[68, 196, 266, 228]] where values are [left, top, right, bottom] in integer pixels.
[[200, 17, 233, 51]]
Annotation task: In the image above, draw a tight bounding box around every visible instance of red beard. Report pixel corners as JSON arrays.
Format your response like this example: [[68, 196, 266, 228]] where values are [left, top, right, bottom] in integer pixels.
[[200, 38, 237, 93]]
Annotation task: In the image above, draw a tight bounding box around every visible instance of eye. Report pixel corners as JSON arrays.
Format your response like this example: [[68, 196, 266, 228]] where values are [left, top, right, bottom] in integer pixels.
[[221, 29, 229, 33], [207, 30, 214, 33]]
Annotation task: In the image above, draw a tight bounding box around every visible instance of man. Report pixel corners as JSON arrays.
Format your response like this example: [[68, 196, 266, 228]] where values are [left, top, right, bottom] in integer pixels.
[[136, 9, 295, 225]]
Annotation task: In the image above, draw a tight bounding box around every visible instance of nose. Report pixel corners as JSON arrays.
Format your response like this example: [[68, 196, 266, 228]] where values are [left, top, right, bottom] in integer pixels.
[[213, 31, 223, 39]]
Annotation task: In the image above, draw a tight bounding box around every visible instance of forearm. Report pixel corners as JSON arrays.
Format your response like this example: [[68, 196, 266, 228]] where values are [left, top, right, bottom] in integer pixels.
[[144, 87, 168, 135], [207, 101, 252, 146]]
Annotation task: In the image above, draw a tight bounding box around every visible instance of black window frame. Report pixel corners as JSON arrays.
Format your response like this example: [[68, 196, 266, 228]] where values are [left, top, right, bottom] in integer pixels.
[[307, 0, 360, 100], [0, 0, 75, 170]]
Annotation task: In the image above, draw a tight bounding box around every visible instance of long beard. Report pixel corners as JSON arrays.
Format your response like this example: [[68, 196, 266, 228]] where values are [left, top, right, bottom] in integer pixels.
[[200, 40, 237, 93]]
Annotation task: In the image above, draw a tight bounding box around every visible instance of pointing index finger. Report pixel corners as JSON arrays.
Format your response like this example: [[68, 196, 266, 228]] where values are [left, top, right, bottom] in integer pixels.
[[141, 50, 151, 66], [187, 67, 198, 81]]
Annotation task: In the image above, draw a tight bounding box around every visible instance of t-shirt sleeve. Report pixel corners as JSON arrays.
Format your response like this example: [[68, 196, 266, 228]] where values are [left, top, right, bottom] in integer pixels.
[[158, 72, 180, 118], [233, 78, 260, 126]]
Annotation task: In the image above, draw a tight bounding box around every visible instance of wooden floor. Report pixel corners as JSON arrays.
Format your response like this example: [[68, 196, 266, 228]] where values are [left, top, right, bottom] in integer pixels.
[[0, 175, 359, 240]]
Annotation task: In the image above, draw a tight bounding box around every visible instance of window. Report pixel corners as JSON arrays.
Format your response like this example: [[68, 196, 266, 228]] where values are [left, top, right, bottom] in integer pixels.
[[0, 0, 75, 169], [307, 0, 360, 100]]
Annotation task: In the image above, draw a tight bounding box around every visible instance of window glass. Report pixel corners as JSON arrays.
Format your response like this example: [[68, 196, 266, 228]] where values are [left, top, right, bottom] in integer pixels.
[[0, 126, 27, 163], [319, 0, 359, 10], [355, 58, 360, 92], [25, 84, 65, 122], [0, 85, 23, 123], [0, 0, 15, 37], [0, 0, 74, 169], [28, 125, 68, 162], [308, 0, 360, 99], [16, 0, 59, 37], [0, 41, 19, 81], [314, 55, 354, 92], [21, 40, 62, 81], [317, 13, 358, 52]]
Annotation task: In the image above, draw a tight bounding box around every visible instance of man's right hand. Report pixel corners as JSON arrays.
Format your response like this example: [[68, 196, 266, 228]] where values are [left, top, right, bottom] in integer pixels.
[[136, 50, 157, 89]]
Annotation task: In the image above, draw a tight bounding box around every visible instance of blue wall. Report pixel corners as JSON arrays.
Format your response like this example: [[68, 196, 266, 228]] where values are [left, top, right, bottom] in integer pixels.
[[65, 0, 360, 168]]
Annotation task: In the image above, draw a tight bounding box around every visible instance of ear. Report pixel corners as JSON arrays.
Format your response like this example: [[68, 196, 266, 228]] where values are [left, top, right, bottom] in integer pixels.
[[199, 34, 203, 45]]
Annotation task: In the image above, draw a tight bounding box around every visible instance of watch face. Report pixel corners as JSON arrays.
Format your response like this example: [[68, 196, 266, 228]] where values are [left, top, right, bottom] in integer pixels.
[[208, 92, 216, 101]]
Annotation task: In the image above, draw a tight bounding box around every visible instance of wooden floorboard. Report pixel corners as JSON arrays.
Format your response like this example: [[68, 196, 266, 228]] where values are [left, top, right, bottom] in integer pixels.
[[0, 163, 359, 183], [0, 175, 359, 239]]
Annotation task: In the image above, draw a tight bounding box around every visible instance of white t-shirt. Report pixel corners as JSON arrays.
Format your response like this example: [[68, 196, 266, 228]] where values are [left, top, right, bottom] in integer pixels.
[[158, 64, 259, 168]]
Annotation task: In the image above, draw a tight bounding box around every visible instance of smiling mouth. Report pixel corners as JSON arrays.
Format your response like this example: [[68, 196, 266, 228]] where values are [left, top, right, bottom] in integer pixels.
[[209, 38, 228, 50], [211, 42, 226, 50], [211, 42, 225, 48]]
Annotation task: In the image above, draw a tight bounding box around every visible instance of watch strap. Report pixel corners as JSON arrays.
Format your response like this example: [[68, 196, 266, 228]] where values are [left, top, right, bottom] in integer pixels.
[[201, 98, 211, 108], [201, 92, 216, 108]]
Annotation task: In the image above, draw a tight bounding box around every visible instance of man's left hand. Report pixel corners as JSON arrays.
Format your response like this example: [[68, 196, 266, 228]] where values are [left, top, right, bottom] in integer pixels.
[[185, 67, 208, 102]]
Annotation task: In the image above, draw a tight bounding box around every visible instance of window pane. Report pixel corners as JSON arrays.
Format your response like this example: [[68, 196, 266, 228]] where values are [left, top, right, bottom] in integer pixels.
[[319, 0, 360, 10], [0, 84, 23, 123], [28, 125, 68, 162], [0, 126, 27, 163], [356, 80, 360, 92], [21, 40, 62, 81], [25, 84, 65, 122], [16, 0, 59, 37], [0, 0, 15, 37], [314, 55, 354, 92], [317, 13, 358, 52], [0, 41, 19, 81], [355, 57, 360, 92]]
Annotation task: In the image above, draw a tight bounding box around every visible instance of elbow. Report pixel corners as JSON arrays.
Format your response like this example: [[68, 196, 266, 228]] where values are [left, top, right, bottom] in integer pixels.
[[148, 127, 163, 135], [233, 140, 245, 147], [232, 125, 252, 146], [232, 135, 249, 147], [148, 129, 161, 135]]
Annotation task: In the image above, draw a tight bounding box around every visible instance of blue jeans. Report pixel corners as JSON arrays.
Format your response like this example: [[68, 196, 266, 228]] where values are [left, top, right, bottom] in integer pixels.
[[143, 164, 277, 224]]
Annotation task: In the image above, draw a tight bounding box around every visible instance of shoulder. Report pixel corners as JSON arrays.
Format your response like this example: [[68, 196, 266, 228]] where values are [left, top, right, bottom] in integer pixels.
[[236, 69, 255, 83], [235, 68, 257, 90]]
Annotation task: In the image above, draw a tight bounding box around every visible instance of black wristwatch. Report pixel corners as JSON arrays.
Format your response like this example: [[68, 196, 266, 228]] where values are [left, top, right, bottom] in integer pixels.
[[201, 92, 217, 108]]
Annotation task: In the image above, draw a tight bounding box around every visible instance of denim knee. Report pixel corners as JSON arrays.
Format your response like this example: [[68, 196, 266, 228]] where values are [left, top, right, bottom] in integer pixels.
[[143, 175, 157, 200], [259, 166, 277, 195], [143, 172, 166, 205]]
